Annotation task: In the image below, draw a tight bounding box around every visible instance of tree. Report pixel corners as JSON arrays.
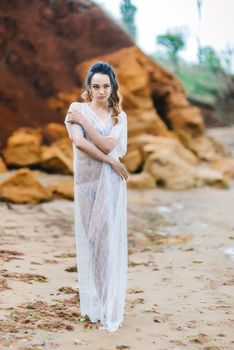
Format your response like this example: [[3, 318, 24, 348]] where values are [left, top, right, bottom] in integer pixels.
[[156, 29, 186, 68], [200, 46, 221, 72], [221, 44, 233, 73], [196, 0, 203, 64], [120, 0, 137, 41]]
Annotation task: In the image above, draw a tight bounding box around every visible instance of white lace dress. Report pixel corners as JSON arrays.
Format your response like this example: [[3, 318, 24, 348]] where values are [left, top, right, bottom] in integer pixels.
[[64, 102, 128, 332]]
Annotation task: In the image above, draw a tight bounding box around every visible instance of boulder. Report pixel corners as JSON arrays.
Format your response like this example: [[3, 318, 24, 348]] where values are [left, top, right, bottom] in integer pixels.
[[0, 168, 52, 204], [2, 128, 42, 167], [177, 130, 229, 161], [195, 166, 229, 188], [0, 157, 7, 172], [133, 135, 199, 165], [47, 88, 82, 115], [167, 105, 204, 136], [47, 179, 74, 200], [124, 148, 143, 173], [127, 172, 155, 189], [43, 123, 68, 144], [40, 138, 73, 174], [144, 149, 198, 190], [141, 138, 228, 190], [211, 157, 234, 179]]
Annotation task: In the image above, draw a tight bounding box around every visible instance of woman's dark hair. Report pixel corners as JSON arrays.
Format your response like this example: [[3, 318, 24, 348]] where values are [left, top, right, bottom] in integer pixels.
[[81, 62, 121, 124]]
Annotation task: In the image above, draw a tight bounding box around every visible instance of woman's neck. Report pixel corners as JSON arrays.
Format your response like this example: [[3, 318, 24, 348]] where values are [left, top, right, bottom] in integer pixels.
[[90, 100, 108, 110]]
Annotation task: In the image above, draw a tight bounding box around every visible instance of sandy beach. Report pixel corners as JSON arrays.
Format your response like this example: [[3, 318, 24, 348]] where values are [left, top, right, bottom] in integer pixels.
[[0, 127, 234, 350]]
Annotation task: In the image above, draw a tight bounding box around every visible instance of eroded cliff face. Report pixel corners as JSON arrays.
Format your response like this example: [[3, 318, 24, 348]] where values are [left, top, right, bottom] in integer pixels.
[[0, 0, 203, 143], [0, 0, 133, 145], [0, 0, 233, 200]]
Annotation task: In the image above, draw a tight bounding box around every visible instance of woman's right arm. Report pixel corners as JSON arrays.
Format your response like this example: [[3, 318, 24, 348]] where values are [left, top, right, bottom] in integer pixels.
[[65, 103, 128, 180], [73, 130, 110, 164], [70, 123, 128, 181]]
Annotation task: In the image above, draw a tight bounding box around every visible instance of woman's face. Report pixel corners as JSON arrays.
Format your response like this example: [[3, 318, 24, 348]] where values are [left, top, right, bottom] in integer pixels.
[[90, 73, 112, 103]]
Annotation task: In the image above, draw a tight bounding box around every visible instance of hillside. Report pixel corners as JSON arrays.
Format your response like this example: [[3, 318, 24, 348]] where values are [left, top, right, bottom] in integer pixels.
[[152, 55, 234, 127]]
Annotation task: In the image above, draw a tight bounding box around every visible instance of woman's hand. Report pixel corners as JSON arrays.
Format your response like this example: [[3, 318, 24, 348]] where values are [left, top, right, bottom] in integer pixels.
[[108, 158, 128, 181], [67, 110, 87, 127]]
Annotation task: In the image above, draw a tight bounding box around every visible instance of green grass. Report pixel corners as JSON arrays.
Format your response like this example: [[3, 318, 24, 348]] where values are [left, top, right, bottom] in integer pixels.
[[177, 65, 228, 105], [150, 54, 230, 106]]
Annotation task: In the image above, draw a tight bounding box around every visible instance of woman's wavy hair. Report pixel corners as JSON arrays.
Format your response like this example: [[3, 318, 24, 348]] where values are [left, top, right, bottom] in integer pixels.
[[81, 62, 121, 124]]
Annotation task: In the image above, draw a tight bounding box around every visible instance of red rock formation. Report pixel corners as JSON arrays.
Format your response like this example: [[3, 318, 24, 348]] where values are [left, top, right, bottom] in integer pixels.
[[0, 0, 133, 147], [0, 0, 204, 143]]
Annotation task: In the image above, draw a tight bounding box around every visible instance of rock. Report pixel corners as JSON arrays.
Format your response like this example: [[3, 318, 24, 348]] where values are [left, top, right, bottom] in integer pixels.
[[141, 135, 199, 165], [52, 138, 73, 160], [177, 131, 228, 161], [124, 148, 143, 172], [127, 172, 155, 189], [47, 179, 74, 200], [2, 128, 42, 167], [127, 134, 170, 148], [144, 148, 197, 190], [40, 138, 73, 174], [47, 88, 82, 115], [211, 157, 234, 179], [143, 137, 228, 190], [124, 134, 200, 172], [0, 168, 52, 204], [0, 156, 7, 172], [167, 105, 204, 136], [207, 135, 230, 156], [195, 166, 229, 188], [43, 123, 68, 144]]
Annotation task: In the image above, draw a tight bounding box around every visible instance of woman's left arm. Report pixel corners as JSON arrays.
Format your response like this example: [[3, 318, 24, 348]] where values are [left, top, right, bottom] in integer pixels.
[[67, 110, 119, 154]]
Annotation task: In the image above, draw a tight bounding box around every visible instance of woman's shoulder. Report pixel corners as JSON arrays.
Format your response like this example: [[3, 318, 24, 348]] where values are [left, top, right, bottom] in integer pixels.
[[69, 101, 81, 107], [69, 101, 87, 111], [118, 109, 127, 122]]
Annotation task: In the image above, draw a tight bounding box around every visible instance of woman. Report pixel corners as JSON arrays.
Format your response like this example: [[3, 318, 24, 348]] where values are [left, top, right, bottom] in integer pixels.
[[64, 62, 128, 332]]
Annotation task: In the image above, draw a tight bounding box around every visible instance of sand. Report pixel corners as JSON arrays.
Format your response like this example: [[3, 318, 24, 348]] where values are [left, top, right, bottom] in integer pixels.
[[0, 127, 234, 350]]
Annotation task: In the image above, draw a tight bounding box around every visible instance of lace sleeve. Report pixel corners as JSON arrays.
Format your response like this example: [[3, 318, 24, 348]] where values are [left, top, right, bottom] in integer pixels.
[[106, 111, 128, 157], [64, 102, 84, 142]]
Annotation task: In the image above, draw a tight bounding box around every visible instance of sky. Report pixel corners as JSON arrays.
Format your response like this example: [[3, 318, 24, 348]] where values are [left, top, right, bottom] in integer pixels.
[[94, 0, 234, 68]]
